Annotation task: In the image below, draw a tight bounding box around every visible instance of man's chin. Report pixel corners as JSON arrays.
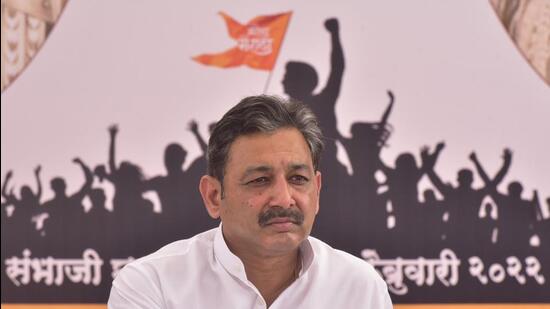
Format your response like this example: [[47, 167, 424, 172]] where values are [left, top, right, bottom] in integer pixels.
[[262, 231, 304, 253], [264, 221, 297, 233]]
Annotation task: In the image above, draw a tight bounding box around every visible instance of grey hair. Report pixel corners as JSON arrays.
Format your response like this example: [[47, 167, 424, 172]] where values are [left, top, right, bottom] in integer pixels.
[[207, 95, 324, 183]]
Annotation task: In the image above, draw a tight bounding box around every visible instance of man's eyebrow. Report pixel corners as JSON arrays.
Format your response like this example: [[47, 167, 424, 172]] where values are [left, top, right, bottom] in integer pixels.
[[240, 165, 273, 181], [288, 164, 312, 173]]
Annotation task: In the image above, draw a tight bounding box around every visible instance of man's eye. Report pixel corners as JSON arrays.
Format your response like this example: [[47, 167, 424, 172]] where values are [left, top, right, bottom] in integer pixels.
[[290, 175, 309, 184], [247, 177, 269, 185]]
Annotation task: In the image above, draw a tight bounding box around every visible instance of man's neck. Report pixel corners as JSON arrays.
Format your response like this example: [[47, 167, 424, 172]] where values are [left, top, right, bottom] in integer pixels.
[[239, 249, 301, 307]]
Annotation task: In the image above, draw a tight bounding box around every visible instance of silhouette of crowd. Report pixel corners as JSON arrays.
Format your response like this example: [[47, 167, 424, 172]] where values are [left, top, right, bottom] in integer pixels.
[[1, 18, 548, 301], [1, 119, 220, 260]]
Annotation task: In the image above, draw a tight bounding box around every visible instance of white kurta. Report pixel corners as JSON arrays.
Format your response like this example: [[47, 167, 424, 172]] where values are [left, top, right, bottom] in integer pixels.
[[108, 226, 393, 309]]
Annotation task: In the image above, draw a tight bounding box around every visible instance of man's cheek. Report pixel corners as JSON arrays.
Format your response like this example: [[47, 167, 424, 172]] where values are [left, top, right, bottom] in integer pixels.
[[246, 194, 266, 208]]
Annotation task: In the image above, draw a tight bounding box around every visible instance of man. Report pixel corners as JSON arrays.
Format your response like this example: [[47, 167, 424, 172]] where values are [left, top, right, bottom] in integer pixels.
[[108, 95, 392, 308]]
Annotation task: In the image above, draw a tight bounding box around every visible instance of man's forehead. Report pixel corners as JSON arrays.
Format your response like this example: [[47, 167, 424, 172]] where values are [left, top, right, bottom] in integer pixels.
[[231, 128, 309, 151], [242, 163, 312, 175], [226, 128, 314, 171]]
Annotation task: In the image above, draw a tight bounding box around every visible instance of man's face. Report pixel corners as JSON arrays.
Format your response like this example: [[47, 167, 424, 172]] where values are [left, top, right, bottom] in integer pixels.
[[220, 127, 321, 257]]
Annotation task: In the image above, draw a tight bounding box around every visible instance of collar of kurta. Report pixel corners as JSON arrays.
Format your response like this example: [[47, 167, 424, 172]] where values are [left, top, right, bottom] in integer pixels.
[[213, 223, 315, 283]]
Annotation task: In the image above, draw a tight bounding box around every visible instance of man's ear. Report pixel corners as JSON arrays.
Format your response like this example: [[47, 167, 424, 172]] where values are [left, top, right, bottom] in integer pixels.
[[314, 171, 322, 215], [199, 175, 223, 219]]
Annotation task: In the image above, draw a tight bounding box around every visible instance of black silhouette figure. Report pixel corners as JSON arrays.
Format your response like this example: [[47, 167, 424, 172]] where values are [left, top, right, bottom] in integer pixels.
[[144, 142, 188, 215], [87, 188, 109, 220], [472, 151, 538, 253], [85, 186, 113, 241], [537, 197, 550, 282], [144, 134, 199, 242], [376, 142, 443, 255], [101, 124, 155, 255], [1, 166, 42, 229], [335, 92, 394, 252], [283, 18, 349, 247], [340, 91, 394, 200], [1, 167, 43, 253], [535, 197, 550, 256], [185, 120, 209, 186], [535, 197, 550, 248], [42, 159, 92, 218], [104, 125, 153, 215], [383, 143, 444, 220], [0, 200, 10, 252], [41, 158, 93, 253], [190, 120, 207, 153], [283, 18, 343, 140], [83, 185, 115, 299], [179, 120, 219, 235], [425, 148, 511, 255], [282, 18, 347, 179], [419, 188, 449, 249], [88, 164, 116, 253]]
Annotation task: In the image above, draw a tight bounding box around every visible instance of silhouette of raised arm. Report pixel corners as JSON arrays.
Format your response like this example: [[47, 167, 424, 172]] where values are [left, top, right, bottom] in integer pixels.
[[492, 148, 512, 187], [469, 152, 491, 185], [375, 91, 395, 147], [188, 120, 207, 154], [470, 148, 512, 191], [322, 18, 345, 103], [34, 165, 42, 201], [421, 142, 445, 173], [108, 124, 119, 175], [72, 158, 94, 201], [379, 91, 394, 127], [424, 143, 452, 197], [1, 170, 15, 202]]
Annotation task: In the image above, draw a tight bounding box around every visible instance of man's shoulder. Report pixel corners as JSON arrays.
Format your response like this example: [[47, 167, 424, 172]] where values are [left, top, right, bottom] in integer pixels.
[[308, 236, 384, 283], [306, 237, 392, 306], [108, 228, 220, 306], [118, 228, 217, 274]]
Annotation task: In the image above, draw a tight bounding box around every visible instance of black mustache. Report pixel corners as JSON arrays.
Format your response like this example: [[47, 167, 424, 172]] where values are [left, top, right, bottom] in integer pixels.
[[258, 207, 304, 227]]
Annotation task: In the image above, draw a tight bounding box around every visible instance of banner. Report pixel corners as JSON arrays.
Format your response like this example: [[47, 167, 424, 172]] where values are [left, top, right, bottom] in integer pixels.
[[1, 0, 549, 307]]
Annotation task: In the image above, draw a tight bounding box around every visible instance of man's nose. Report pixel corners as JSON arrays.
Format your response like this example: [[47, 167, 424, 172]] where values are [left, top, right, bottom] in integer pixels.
[[269, 177, 295, 208]]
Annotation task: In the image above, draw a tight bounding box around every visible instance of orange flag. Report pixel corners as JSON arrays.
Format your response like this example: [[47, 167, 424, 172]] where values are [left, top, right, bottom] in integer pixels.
[[193, 11, 292, 71]]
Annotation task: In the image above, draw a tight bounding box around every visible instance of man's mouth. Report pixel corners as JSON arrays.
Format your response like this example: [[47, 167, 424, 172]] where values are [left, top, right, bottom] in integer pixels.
[[266, 217, 295, 225], [264, 217, 297, 232], [258, 207, 305, 227]]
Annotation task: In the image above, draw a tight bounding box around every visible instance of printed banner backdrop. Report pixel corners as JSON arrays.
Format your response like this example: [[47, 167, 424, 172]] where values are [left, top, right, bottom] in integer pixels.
[[1, 0, 549, 307]]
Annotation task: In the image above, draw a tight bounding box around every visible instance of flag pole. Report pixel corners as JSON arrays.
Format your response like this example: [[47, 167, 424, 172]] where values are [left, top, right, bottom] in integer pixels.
[[263, 11, 293, 94], [263, 70, 275, 94]]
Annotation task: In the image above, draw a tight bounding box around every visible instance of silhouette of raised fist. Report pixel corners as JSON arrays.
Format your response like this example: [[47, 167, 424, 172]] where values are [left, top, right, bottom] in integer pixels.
[[420, 146, 430, 159], [387, 90, 394, 102], [469, 152, 477, 162], [34, 165, 41, 175], [108, 124, 119, 136], [324, 18, 339, 33], [503, 148, 512, 161], [188, 120, 199, 133], [5, 170, 13, 179], [435, 142, 445, 152]]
